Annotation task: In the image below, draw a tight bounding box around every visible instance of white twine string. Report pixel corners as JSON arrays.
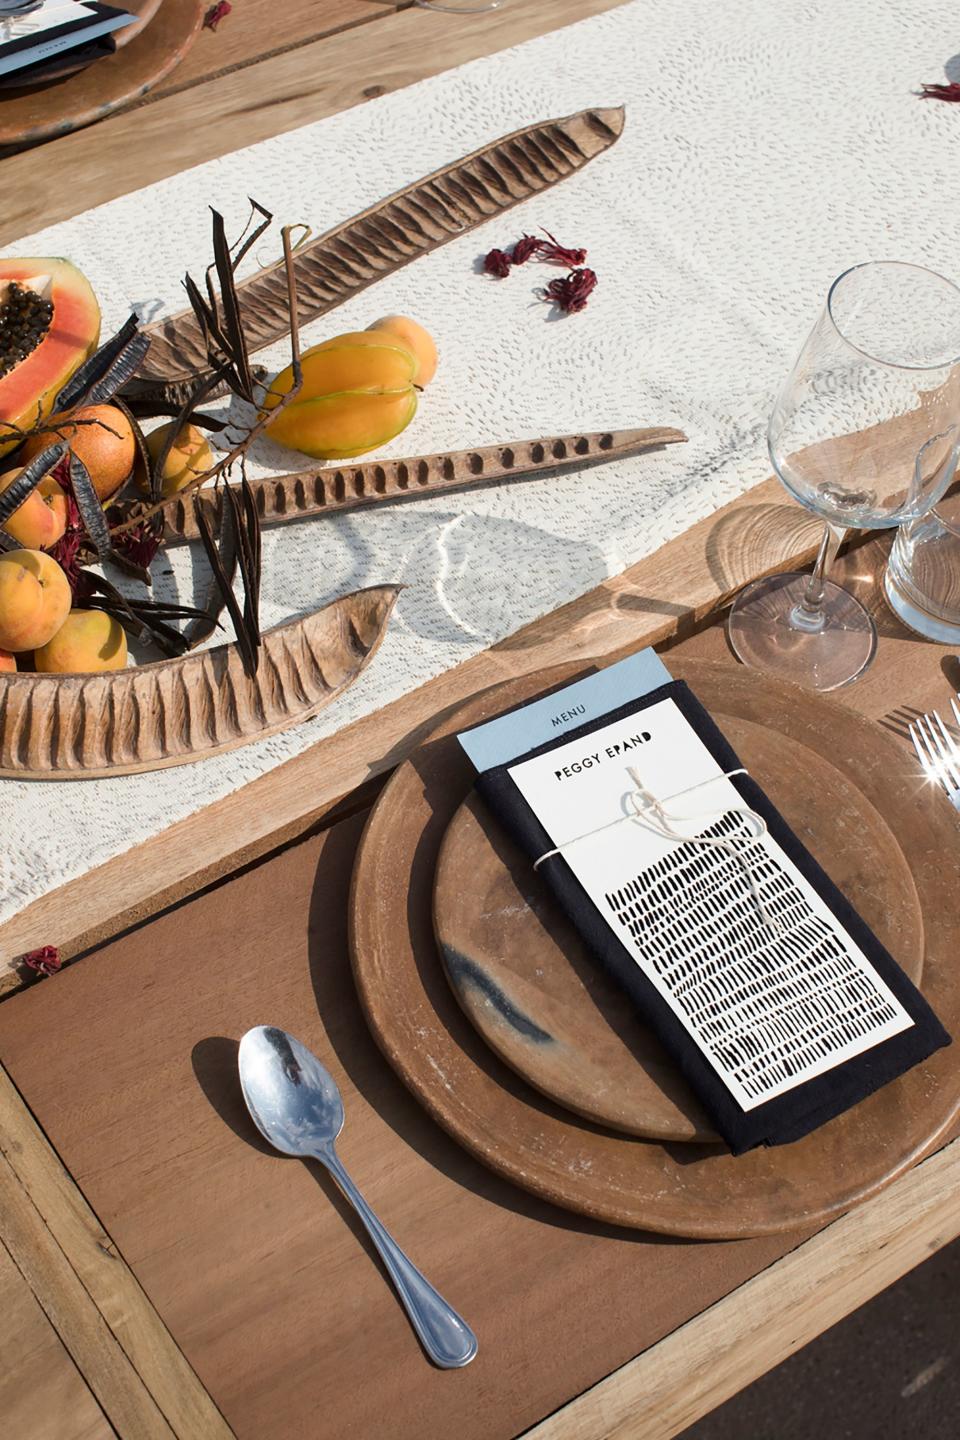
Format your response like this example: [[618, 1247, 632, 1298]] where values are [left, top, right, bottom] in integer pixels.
[[533, 767, 782, 932]]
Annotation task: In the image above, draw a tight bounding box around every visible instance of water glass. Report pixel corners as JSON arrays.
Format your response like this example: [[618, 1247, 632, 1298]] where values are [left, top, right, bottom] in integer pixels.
[[885, 488, 960, 643]]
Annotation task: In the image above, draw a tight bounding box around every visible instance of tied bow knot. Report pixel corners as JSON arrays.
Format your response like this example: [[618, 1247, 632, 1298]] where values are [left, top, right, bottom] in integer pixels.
[[534, 766, 782, 932]]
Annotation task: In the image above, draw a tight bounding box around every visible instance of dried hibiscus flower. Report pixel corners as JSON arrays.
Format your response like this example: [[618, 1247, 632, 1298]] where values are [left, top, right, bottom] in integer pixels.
[[920, 81, 960, 101], [543, 267, 598, 314], [483, 247, 513, 278], [20, 945, 61, 977]]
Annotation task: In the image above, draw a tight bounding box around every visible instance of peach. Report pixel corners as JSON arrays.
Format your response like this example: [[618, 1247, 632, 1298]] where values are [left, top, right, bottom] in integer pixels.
[[0, 466, 68, 548], [263, 332, 418, 460], [19, 403, 136, 500], [142, 421, 213, 497], [0, 549, 71, 652], [368, 316, 437, 386], [0, 647, 15, 672], [34, 608, 127, 674]]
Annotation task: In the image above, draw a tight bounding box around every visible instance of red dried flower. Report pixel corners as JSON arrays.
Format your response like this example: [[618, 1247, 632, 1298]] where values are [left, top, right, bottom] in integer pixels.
[[21, 946, 61, 977], [483, 247, 513, 278], [920, 82, 960, 101], [538, 229, 588, 266], [47, 488, 86, 597], [203, 0, 231, 30], [109, 514, 163, 572], [511, 235, 542, 265], [543, 267, 598, 314]]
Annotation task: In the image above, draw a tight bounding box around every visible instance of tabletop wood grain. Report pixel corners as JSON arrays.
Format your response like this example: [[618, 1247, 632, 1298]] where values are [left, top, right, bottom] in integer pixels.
[[0, 0, 630, 244], [0, 1239, 113, 1440]]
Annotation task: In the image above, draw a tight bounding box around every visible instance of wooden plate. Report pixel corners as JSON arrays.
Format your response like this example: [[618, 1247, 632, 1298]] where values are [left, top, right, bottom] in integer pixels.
[[433, 706, 925, 1141], [0, 0, 202, 147], [349, 658, 960, 1237]]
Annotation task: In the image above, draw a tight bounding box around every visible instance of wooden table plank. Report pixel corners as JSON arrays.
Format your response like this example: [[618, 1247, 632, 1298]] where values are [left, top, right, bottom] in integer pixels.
[[0, 1238, 114, 1440], [0, 0, 630, 243], [0, 480, 824, 979], [0, 1065, 234, 1439], [149, 1, 403, 103], [525, 1137, 960, 1440]]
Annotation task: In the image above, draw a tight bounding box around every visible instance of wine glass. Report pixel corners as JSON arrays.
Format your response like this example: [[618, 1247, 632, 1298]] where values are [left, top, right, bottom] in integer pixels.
[[728, 261, 960, 691]]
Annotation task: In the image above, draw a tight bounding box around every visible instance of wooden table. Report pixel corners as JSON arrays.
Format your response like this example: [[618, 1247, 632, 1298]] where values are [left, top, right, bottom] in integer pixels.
[[2, 3, 960, 1437]]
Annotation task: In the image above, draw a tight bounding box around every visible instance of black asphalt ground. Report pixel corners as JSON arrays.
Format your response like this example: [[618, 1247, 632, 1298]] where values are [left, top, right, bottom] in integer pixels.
[[681, 1237, 960, 1439]]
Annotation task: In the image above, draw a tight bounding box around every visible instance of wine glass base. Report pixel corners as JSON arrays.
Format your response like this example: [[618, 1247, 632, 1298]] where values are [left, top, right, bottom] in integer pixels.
[[727, 574, 877, 692]]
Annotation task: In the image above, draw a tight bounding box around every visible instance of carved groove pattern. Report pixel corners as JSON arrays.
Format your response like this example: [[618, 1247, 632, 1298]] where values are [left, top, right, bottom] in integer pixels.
[[163, 427, 686, 544], [128, 108, 625, 393], [0, 587, 399, 780]]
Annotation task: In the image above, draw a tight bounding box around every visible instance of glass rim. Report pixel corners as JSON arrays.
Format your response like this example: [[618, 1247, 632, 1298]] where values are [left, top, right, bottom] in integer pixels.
[[826, 260, 960, 372]]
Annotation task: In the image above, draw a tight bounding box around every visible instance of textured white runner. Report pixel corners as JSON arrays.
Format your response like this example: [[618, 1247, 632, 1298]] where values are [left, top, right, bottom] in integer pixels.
[[2, 0, 959, 936]]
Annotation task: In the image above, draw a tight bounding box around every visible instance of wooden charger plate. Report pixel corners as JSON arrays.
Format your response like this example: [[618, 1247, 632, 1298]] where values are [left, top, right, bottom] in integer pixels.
[[350, 658, 960, 1238], [432, 708, 925, 1142]]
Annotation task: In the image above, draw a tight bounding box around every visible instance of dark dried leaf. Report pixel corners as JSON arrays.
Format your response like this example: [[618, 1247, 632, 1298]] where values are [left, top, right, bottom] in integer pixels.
[[193, 492, 257, 671], [183, 487, 238, 649], [56, 316, 149, 410], [230, 198, 273, 270], [240, 474, 261, 649], [211, 208, 255, 402], [0, 442, 66, 526], [81, 574, 207, 657], [69, 452, 112, 559]]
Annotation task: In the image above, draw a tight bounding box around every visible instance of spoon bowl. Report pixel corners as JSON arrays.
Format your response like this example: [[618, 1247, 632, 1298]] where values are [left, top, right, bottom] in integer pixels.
[[239, 1025, 344, 1155]]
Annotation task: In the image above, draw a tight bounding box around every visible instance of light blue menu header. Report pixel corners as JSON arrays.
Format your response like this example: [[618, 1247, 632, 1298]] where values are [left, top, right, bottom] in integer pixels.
[[457, 647, 673, 773]]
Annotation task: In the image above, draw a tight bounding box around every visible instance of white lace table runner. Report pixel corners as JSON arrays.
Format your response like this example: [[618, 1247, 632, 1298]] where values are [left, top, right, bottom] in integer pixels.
[[2, 0, 958, 936]]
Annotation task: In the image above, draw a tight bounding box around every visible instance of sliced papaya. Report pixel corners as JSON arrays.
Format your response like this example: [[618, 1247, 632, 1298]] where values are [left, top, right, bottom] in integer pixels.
[[0, 257, 100, 457]]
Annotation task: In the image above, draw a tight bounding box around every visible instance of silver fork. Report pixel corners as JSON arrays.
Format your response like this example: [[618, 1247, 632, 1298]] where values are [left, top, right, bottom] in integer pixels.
[[910, 697, 960, 810]]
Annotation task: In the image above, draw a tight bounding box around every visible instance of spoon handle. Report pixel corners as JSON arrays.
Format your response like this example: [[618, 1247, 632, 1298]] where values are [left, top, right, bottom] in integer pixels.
[[316, 1146, 478, 1369]]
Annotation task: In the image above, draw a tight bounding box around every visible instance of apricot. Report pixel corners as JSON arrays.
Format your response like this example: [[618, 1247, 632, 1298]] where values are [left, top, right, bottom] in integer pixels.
[[142, 421, 213, 497], [0, 549, 71, 652], [0, 466, 67, 548], [0, 647, 15, 672], [263, 331, 418, 459], [34, 608, 127, 674], [368, 316, 437, 386], [19, 403, 136, 500]]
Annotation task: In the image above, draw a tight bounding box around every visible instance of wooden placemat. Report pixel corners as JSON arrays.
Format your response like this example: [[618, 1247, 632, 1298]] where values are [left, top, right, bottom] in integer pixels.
[[0, 813, 803, 1440]]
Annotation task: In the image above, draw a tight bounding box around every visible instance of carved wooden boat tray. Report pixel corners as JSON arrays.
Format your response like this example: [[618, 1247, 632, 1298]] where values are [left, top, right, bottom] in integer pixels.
[[0, 586, 397, 779], [162, 427, 683, 543], [125, 106, 625, 402]]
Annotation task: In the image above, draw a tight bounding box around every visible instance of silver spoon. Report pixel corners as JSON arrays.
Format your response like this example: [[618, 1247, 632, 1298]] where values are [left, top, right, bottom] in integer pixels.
[[237, 1025, 478, 1369]]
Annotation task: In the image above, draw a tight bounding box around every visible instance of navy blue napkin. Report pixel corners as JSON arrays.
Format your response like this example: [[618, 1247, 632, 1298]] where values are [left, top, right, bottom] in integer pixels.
[[474, 679, 950, 1153]]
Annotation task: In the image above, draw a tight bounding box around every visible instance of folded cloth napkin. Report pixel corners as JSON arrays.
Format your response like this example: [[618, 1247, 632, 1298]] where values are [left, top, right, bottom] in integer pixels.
[[474, 679, 950, 1153]]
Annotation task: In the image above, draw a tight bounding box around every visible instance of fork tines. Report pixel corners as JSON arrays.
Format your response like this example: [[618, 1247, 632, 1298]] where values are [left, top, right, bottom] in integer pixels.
[[910, 696, 960, 803]]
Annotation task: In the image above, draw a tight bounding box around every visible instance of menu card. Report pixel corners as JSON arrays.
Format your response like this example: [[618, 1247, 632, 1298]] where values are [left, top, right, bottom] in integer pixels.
[[460, 655, 950, 1152]]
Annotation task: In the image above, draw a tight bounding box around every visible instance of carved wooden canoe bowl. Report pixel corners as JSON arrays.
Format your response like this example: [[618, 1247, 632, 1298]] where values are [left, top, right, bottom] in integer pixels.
[[0, 586, 398, 779]]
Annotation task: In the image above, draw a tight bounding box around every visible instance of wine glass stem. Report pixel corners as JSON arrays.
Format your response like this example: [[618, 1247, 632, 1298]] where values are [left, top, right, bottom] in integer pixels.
[[790, 522, 847, 634]]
